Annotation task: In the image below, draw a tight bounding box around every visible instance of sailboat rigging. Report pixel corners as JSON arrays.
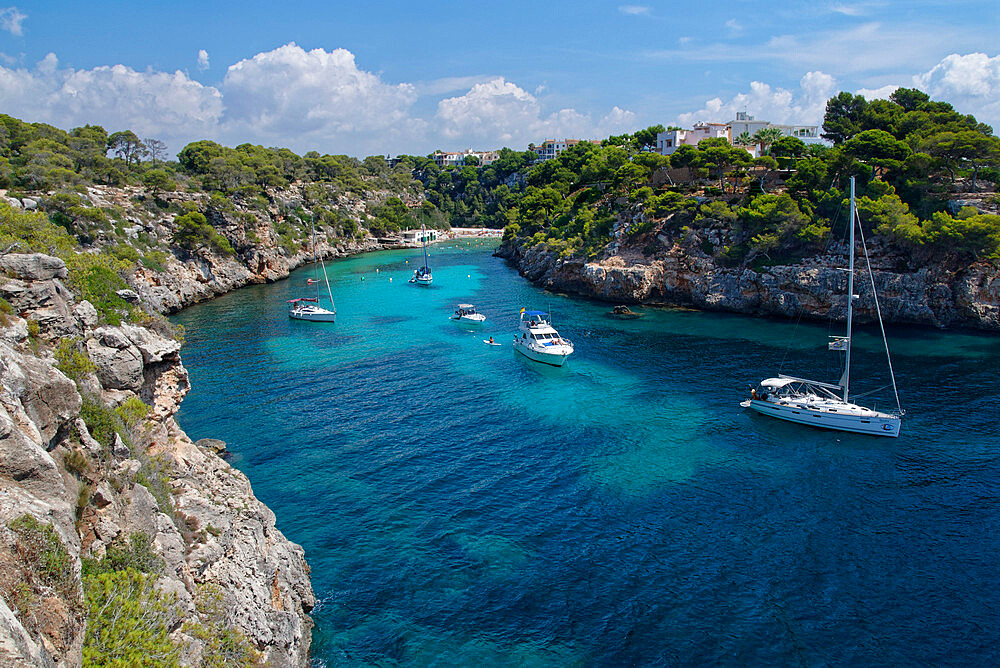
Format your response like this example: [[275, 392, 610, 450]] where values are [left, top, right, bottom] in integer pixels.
[[287, 214, 336, 322], [741, 177, 904, 437]]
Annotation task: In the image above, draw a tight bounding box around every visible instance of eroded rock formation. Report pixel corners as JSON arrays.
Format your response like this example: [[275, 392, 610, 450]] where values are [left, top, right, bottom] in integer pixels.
[[0, 254, 314, 666]]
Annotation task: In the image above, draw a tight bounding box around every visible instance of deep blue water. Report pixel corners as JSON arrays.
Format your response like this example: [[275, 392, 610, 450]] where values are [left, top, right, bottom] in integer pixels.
[[172, 240, 1000, 666]]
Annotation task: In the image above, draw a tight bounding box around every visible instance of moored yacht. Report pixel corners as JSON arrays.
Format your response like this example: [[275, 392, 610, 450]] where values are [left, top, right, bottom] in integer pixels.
[[408, 223, 433, 286], [288, 214, 336, 322], [287, 297, 336, 322], [740, 177, 903, 437], [513, 309, 573, 366]]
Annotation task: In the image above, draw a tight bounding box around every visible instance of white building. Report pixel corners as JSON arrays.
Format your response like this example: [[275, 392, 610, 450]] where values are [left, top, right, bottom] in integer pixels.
[[400, 228, 439, 244], [430, 149, 499, 168], [655, 122, 730, 155], [654, 113, 822, 157], [729, 111, 821, 156], [530, 138, 600, 161]]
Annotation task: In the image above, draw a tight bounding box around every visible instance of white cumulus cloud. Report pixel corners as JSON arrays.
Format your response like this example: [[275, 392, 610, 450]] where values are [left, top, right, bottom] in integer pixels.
[[915, 52, 1000, 130], [436, 77, 636, 147], [197, 49, 209, 71], [0, 56, 223, 151], [219, 43, 423, 154], [0, 6, 26, 36]]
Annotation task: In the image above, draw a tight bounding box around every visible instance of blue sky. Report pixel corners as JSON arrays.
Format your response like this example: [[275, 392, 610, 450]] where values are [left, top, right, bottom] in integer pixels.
[[2, 1, 998, 158]]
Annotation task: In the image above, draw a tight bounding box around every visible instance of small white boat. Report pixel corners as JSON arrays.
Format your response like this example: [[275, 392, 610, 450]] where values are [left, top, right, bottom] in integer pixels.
[[450, 303, 486, 324], [513, 309, 573, 366], [741, 177, 903, 437]]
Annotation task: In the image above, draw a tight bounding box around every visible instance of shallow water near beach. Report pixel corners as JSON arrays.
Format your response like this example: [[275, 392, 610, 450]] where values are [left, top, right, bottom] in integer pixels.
[[173, 239, 1000, 666]]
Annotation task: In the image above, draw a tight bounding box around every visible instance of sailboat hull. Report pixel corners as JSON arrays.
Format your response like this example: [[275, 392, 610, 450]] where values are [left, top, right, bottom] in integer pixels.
[[742, 399, 901, 437]]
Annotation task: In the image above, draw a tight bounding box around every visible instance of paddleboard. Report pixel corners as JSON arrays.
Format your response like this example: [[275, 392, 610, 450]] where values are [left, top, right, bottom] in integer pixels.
[[483, 340, 501, 346]]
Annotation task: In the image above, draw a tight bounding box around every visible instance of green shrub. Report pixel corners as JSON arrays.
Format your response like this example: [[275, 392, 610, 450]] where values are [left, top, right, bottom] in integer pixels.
[[184, 584, 262, 668], [63, 448, 90, 476], [139, 250, 169, 272], [9, 515, 75, 598], [76, 483, 91, 522], [135, 454, 174, 516], [172, 211, 235, 256], [82, 569, 181, 667], [65, 255, 133, 325], [83, 533, 164, 578], [80, 396, 122, 450], [115, 397, 150, 429], [55, 338, 96, 381], [3, 515, 80, 639]]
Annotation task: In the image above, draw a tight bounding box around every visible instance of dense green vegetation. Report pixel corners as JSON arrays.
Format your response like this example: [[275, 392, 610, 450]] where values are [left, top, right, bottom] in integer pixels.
[[474, 87, 1000, 266]]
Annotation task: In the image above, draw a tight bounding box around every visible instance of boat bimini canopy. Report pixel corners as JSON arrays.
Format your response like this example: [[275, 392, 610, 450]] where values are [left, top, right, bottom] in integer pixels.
[[761, 375, 843, 398]]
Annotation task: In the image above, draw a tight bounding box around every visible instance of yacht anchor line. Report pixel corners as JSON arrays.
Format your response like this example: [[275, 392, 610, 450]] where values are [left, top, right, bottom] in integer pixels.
[[741, 177, 904, 437], [512, 309, 574, 366], [288, 214, 336, 322]]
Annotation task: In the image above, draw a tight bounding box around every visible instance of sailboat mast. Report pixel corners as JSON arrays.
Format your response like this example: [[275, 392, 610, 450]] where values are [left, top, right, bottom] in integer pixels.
[[843, 177, 856, 402], [422, 224, 429, 268]]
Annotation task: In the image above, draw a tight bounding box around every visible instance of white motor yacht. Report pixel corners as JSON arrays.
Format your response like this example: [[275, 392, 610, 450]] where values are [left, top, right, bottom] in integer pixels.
[[450, 304, 486, 324], [512, 309, 573, 366]]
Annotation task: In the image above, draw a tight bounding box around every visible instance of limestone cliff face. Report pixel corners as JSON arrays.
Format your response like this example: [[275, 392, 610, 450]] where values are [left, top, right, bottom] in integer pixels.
[[0, 254, 314, 666], [497, 229, 1000, 331]]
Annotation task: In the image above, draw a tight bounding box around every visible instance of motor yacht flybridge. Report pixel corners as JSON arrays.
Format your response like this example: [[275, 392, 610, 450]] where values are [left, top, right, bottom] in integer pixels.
[[741, 177, 903, 437], [513, 309, 573, 366]]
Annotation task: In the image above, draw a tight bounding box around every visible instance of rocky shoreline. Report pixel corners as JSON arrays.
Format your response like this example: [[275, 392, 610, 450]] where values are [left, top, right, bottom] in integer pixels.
[[0, 184, 422, 666], [495, 233, 1000, 331], [0, 253, 314, 666]]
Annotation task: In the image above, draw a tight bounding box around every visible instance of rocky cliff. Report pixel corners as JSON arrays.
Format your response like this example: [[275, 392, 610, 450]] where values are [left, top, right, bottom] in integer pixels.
[[497, 223, 1000, 331], [0, 253, 314, 666]]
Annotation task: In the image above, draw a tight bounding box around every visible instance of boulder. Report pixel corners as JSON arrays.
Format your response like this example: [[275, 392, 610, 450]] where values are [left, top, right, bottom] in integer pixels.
[[73, 301, 99, 329], [85, 329, 144, 391], [0, 254, 67, 281]]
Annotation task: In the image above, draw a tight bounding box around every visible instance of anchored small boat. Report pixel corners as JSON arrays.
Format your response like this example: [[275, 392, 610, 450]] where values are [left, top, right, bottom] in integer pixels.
[[450, 304, 486, 324], [512, 309, 573, 366]]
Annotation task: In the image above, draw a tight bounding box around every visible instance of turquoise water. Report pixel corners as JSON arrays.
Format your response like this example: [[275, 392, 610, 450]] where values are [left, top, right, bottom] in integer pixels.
[[172, 240, 1000, 666]]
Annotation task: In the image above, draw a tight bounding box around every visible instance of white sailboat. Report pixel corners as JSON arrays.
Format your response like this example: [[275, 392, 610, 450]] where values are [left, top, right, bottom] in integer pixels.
[[741, 177, 904, 437], [288, 214, 336, 322], [409, 224, 433, 286]]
